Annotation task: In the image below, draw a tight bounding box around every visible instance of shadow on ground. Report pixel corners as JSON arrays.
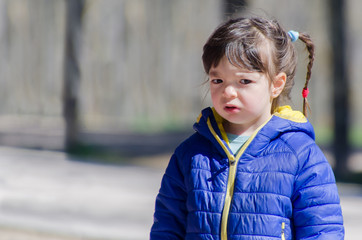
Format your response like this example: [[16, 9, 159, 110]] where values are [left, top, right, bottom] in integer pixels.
[[67, 130, 193, 166]]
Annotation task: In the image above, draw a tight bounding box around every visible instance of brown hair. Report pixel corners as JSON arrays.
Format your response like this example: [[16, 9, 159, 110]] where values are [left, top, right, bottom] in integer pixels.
[[202, 17, 315, 116]]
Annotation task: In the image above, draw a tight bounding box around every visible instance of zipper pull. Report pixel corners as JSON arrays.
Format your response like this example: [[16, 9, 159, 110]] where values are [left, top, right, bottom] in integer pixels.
[[229, 155, 236, 165], [281, 222, 285, 240]]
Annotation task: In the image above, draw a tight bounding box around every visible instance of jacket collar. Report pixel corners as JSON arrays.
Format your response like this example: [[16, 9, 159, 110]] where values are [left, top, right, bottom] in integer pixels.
[[193, 106, 315, 157]]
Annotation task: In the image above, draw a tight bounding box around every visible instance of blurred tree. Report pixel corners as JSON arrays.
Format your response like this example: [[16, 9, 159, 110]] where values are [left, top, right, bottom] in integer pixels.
[[329, 0, 350, 178], [63, 0, 84, 152]]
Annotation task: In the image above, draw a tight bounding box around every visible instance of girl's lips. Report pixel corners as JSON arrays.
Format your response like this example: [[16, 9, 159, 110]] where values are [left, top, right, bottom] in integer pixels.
[[224, 105, 240, 112]]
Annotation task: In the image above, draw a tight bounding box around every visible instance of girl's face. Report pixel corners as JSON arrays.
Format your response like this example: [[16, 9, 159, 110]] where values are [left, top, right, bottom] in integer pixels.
[[209, 55, 284, 136]]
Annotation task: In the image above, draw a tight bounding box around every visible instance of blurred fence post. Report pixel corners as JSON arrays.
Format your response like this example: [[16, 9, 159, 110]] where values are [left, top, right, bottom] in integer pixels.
[[63, 0, 84, 152], [329, 0, 350, 178]]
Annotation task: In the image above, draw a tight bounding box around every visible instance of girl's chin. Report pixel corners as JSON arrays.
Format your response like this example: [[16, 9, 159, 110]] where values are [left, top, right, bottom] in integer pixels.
[[222, 118, 245, 128]]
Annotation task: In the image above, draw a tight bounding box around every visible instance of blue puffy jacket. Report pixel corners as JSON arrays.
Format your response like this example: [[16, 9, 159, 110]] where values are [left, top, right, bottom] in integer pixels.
[[150, 106, 344, 239]]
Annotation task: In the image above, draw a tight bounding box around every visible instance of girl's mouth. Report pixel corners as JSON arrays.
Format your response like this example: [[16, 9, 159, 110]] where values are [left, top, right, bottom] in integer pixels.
[[224, 106, 239, 112]]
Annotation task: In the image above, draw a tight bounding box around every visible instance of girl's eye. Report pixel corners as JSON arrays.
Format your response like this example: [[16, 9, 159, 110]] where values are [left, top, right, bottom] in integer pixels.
[[240, 79, 252, 84], [211, 79, 223, 84]]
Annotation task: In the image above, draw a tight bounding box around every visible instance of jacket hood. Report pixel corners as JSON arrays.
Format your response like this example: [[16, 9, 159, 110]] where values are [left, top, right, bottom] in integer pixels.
[[193, 105, 315, 157]]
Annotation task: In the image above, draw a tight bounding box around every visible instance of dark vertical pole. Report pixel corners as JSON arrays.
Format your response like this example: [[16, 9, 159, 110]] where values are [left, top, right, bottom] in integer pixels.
[[224, 0, 247, 17], [63, 0, 84, 152], [330, 0, 350, 178]]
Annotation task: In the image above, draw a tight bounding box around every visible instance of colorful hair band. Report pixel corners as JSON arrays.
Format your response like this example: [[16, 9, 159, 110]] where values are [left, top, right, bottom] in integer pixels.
[[288, 30, 299, 42], [302, 87, 309, 98]]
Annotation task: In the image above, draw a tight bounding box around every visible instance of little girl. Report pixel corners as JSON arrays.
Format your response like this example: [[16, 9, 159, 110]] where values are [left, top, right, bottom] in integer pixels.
[[150, 17, 344, 240]]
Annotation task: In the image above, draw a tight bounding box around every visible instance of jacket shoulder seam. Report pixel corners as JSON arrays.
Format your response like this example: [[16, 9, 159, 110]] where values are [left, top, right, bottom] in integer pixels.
[[278, 131, 316, 173]]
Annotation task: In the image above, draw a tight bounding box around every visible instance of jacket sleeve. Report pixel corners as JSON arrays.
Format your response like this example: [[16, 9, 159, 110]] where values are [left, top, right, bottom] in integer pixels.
[[150, 151, 188, 239], [292, 144, 344, 239]]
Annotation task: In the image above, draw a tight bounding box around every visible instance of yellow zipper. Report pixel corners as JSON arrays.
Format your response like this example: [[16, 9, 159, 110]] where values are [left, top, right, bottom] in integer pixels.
[[220, 156, 237, 240], [220, 131, 256, 240], [281, 222, 286, 240], [205, 115, 271, 240]]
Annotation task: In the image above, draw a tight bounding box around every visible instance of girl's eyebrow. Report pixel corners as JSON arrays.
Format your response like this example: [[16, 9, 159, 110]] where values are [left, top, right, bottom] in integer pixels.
[[208, 70, 219, 77]]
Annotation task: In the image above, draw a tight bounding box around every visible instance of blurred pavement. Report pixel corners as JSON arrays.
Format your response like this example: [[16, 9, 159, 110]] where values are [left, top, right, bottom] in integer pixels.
[[0, 146, 360, 239], [0, 146, 165, 240]]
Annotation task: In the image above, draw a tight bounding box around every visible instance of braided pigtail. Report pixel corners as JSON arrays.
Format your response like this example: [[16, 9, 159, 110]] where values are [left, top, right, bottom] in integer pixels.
[[288, 31, 315, 117], [297, 33, 315, 117]]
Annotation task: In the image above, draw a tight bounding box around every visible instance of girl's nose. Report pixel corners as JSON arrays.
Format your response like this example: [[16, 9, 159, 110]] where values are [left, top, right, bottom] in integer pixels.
[[224, 85, 237, 98]]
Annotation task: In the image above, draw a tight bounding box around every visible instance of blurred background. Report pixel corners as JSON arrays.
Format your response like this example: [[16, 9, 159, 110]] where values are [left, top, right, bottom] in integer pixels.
[[0, 0, 360, 239]]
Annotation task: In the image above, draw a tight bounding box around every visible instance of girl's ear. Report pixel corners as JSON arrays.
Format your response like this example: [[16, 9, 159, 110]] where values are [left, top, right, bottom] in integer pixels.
[[271, 72, 286, 98]]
